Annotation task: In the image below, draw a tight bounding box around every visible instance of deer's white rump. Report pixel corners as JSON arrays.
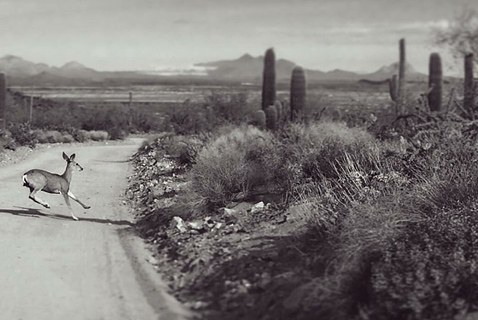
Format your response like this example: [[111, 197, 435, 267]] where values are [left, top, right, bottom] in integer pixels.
[[22, 152, 91, 221]]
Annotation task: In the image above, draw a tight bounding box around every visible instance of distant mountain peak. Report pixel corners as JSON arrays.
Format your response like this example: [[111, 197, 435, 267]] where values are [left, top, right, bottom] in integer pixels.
[[361, 61, 426, 82], [1, 55, 25, 62], [376, 61, 418, 75], [239, 53, 254, 60], [61, 61, 88, 69]]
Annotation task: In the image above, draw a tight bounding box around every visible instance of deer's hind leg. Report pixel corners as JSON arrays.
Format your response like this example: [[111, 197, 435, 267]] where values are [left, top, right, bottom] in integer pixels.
[[29, 188, 50, 209]]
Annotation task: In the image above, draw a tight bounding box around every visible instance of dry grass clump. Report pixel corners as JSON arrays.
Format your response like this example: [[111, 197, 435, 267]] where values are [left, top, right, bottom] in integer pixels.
[[190, 125, 274, 206]]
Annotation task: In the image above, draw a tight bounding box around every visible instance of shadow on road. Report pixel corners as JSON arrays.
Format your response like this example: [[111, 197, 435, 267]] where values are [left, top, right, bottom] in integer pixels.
[[0, 206, 134, 226], [93, 159, 130, 163]]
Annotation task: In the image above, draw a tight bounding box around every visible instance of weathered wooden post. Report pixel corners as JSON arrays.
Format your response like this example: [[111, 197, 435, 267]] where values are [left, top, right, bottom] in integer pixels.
[[29, 95, 34, 124], [0, 73, 6, 131]]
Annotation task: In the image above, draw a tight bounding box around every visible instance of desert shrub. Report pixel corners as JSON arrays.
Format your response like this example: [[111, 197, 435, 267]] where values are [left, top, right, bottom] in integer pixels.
[[62, 133, 75, 143], [34, 130, 63, 144], [161, 135, 206, 166], [8, 123, 37, 148], [367, 207, 478, 320], [73, 130, 91, 142], [203, 91, 255, 124], [259, 122, 398, 202], [291, 135, 478, 320], [190, 125, 274, 206], [107, 126, 128, 140], [89, 130, 109, 141], [0, 130, 17, 150]]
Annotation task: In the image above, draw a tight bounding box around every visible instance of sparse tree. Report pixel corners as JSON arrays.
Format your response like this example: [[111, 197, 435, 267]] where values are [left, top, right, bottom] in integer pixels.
[[432, 8, 478, 69]]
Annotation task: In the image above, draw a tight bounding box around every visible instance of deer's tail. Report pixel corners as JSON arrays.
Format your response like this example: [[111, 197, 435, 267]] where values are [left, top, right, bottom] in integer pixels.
[[22, 174, 29, 187]]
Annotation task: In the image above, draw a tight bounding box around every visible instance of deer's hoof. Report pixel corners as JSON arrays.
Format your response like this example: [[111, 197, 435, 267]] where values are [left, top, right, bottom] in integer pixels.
[[72, 216, 79, 221], [84, 206, 91, 210], [44, 203, 50, 209]]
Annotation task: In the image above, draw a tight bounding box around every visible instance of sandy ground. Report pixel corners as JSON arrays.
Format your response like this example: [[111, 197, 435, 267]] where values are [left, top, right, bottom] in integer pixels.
[[0, 138, 189, 320]]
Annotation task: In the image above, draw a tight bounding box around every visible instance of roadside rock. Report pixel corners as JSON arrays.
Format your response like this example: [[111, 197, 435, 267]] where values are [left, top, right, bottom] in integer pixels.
[[172, 216, 188, 233], [250, 201, 265, 214]]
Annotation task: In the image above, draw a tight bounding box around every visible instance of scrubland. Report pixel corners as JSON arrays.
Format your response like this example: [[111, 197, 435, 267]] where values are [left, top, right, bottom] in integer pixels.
[[128, 85, 478, 320]]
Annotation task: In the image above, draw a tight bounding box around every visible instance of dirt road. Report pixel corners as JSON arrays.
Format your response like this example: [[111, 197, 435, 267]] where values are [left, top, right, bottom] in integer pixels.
[[0, 139, 188, 320]]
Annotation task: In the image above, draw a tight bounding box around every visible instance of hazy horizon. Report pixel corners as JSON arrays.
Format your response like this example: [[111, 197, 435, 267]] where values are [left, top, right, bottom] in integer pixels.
[[1, 0, 477, 75]]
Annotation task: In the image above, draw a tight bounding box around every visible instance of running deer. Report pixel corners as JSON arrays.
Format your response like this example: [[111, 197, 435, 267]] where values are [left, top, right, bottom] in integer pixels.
[[22, 152, 91, 221]]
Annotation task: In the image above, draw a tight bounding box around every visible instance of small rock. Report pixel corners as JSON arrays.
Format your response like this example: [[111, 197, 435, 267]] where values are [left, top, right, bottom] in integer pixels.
[[148, 256, 159, 265], [223, 207, 237, 215], [172, 216, 188, 233], [126, 189, 134, 199], [187, 221, 204, 231], [250, 201, 265, 214]]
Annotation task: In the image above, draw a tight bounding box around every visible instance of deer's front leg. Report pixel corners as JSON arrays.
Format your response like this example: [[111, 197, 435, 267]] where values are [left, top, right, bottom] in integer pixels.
[[68, 191, 91, 210], [62, 192, 79, 221]]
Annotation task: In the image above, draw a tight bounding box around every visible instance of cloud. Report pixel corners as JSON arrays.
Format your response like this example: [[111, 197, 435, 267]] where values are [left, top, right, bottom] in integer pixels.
[[323, 26, 373, 35], [396, 20, 451, 31]]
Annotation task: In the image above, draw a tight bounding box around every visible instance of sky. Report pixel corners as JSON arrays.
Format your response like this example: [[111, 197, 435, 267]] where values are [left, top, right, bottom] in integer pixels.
[[0, 0, 477, 74]]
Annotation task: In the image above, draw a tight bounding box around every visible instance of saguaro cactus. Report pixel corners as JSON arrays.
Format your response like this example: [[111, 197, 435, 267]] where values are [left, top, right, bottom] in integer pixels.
[[265, 105, 278, 130], [464, 53, 475, 118], [290, 66, 306, 121], [262, 48, 276, 110], [0, 73, 6, 131], [274, 100, 283, 122], [253, 110, 266, 129], [389, 74, 398, 102], [398, 38, 406, 111], [428, 52, 443, 112]]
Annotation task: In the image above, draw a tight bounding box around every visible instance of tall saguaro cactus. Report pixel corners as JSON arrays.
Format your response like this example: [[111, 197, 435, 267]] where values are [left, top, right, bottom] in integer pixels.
[[262, 48, 276, 110], [265, 105, 278, 130], [398, 38, 406, 112], [389, 74, 398, 102], [464, 53, 475, 118], [0, 73, 6, 131], [428, 53, 443, 112], [290, 66, 306, 121]]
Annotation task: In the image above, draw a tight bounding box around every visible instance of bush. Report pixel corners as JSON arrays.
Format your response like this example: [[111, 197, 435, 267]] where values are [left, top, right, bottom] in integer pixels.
[[107, 126, 128, 140], [62, 133, 75, 143], [89, 130, 109, 141], [35, 130, 63, 144], [161, 135, 206, 166], [0, 130, 17, 150], [74, 130, 91, 142], [190, 125, 274, 206], [258, 122, 396, 203], [8, 123, 37, 148], [290, 134, 478, 320]]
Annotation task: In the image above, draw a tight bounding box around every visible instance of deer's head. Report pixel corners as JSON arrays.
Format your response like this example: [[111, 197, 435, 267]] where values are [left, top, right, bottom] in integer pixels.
[[63, 152, 84, 171]]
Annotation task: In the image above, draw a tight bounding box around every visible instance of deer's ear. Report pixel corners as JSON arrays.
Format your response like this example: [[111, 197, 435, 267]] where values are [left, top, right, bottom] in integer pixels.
[[62, 152, 69, 161], [70, 154, 76, 161]]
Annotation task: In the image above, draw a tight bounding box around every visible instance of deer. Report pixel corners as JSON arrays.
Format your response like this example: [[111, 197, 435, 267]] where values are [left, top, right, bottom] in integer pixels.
[[22, 152, 91, 221]]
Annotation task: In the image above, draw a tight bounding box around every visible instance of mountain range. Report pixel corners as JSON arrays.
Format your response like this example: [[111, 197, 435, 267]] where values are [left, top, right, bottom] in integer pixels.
[[196, 54, 427, 82], [0, 54, 428, 86]]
